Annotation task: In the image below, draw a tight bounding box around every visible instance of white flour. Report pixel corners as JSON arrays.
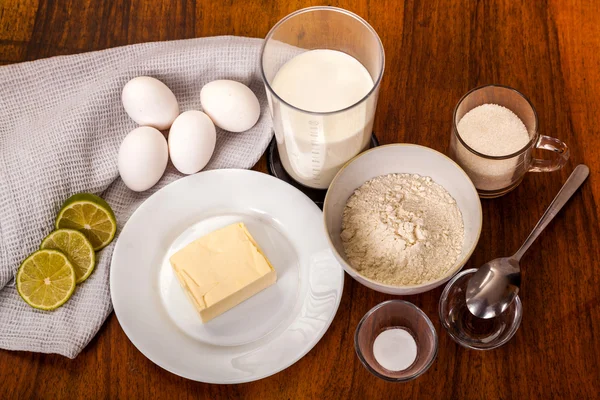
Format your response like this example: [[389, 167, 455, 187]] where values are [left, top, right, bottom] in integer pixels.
[[341, 174, 464, 286]]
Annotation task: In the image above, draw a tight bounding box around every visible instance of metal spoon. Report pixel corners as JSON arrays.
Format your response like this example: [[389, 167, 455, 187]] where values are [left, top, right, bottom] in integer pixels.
[[466, 164, 590, 319]]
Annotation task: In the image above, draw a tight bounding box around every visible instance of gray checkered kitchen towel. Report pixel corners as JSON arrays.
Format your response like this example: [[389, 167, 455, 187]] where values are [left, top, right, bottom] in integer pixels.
[[0, 36, 273, 358]]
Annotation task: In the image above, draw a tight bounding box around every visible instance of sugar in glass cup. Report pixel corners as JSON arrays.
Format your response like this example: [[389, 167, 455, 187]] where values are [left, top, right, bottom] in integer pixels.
[[260, 6, 384, 189], [449, 84, 569, 198], [354, 300, 438, 382], [439, 268, 523, 350]]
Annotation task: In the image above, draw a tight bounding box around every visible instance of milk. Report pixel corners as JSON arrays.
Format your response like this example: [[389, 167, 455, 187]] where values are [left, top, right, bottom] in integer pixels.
[[270, 49, 376, 189]]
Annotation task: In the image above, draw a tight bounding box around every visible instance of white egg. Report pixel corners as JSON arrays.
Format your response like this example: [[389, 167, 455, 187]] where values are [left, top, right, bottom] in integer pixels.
[[122, 76, 180, 130], [168, 110, 216, 174], [200, 80, 260, 133], [118, 126, 169, 192]]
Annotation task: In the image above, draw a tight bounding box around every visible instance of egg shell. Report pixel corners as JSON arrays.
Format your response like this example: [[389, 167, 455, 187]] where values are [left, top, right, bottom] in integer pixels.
[[168, 111, 216, 174], [200, 80, 260, 133], [118, 126, 169, 192], [122, 76, 180, 130]]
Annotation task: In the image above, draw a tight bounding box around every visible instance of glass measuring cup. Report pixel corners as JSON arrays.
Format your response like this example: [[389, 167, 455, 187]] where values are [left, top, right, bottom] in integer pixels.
[[449, 85, 569, 198], [260, 6, 385, 189]]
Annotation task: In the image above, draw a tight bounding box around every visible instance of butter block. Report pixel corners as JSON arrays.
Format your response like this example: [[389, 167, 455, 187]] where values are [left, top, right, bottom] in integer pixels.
[[170, 222, 277, 323]]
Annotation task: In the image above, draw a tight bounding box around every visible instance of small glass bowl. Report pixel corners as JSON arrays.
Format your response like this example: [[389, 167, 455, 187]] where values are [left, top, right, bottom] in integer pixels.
[[354, 300, 438, 382], [439, 268, 523, 350]]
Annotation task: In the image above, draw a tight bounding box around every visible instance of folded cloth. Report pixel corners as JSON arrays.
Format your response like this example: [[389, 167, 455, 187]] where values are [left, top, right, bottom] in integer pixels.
[[0, 36, 272, 358]]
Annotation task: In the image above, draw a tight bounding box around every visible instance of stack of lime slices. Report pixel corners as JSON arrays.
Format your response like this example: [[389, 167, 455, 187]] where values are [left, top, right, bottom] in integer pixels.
[[16, 193, 117, 311]]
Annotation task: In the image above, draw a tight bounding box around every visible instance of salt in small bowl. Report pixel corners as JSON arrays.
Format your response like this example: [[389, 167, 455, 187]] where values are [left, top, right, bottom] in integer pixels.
[[354, 300, 438, 382]]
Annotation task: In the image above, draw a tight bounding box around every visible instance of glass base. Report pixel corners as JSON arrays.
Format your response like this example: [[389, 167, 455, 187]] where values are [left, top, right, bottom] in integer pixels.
[[477, 176, 526, 199], [267, 133, 380, 209]]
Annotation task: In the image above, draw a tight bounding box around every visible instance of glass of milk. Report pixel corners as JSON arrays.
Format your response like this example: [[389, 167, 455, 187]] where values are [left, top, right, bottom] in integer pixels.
[[260, 6, 384, 189], [449, 85, 570, 198]]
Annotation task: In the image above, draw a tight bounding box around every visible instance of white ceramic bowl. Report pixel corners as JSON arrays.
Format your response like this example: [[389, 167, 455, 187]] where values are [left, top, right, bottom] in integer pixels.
[[323, 144, 482, 295]]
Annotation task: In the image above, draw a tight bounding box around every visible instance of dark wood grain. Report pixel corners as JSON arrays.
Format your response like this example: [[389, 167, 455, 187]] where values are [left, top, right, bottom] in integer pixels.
[[1, 0, 599, 398]]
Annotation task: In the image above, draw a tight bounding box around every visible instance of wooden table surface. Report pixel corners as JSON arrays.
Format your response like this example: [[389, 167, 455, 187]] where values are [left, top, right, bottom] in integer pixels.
[[1, 1, 599, 399]]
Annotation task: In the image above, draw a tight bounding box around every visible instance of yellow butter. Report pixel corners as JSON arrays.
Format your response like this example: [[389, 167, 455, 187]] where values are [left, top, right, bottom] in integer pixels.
[[169, 222, 277, 323]]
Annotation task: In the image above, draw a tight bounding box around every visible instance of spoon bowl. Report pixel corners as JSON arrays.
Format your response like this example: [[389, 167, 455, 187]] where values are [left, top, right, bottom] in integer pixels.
[[466, 257, 521, 319]]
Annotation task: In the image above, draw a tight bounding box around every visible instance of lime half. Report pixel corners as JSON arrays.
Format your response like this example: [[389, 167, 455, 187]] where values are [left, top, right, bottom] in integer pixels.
[[55, 193, 117, 251], [40, 229, 96, 283], [16, 249, 76, 310]]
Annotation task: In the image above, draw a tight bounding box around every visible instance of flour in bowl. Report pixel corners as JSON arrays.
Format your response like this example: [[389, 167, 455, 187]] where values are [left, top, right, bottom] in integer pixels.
[[341, 173, 464, 286]]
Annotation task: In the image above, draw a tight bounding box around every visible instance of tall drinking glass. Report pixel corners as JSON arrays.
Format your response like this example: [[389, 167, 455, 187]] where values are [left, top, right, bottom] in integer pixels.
[[260, 6, 385, 189]]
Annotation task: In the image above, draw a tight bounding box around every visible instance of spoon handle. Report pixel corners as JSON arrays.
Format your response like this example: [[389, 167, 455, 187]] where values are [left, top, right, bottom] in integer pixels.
[[513, 164, 590, 261]]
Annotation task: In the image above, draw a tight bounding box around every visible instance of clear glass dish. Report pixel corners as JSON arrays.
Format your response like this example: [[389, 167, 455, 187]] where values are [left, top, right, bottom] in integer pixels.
[[354, 300, 438, 382], [439, 268, 523, 350]]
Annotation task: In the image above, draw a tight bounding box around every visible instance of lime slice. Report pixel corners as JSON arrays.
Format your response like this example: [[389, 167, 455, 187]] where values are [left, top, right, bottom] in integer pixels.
[[16, 249, 76, 310], [55, 193, 117, 251], [40, 229, 96, 284]]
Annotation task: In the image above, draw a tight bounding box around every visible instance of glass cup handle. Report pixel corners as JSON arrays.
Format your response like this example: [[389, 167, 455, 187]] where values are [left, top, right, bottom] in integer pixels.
[[529, 135, 570, 172]]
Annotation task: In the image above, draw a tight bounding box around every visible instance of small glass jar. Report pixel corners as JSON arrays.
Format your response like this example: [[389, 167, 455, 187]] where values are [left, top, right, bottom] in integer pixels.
[[449, 85, 569, 198], [354, 300, 438, 381]]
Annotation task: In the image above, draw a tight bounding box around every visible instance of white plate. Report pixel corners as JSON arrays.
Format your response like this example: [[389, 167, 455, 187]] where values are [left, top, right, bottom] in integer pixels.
[[110, 169, 344, 384]]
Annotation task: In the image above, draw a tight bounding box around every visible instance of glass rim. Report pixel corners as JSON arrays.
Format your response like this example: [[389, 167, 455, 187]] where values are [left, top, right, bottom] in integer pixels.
[[452, 84, 539, 160], [353, 300, 438, 382], [259, 6, 385, 116]]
